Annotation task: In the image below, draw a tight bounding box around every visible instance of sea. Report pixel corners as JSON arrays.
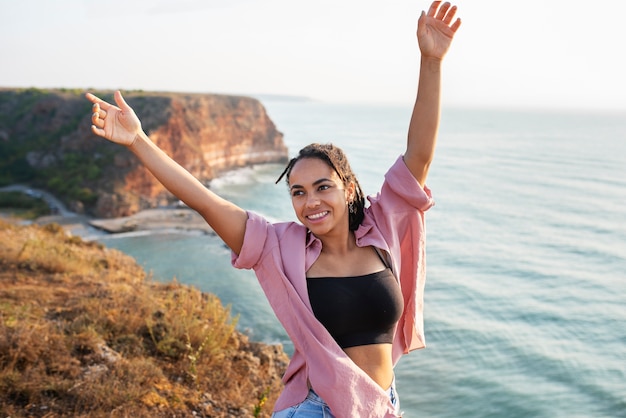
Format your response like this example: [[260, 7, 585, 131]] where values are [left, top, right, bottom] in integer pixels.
[[97, 100, 626, 418]]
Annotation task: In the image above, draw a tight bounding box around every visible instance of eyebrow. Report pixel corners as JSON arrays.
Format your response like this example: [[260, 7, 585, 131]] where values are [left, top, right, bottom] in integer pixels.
[[289, 178, 333, 191]]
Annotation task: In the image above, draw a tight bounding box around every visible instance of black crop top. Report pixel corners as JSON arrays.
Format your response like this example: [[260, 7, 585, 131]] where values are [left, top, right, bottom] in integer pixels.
[[306, 268, 404, 348]]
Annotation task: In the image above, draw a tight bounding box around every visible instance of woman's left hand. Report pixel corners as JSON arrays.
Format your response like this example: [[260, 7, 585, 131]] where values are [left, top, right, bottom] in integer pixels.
[[417, 1, 461, 60]]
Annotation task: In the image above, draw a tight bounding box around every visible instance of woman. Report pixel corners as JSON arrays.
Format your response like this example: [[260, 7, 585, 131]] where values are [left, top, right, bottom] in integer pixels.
[[87, 2, 460, 416]]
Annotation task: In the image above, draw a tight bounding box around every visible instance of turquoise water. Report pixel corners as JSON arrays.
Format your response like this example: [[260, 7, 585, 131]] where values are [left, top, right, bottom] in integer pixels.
[[99, 102, 626, 417]]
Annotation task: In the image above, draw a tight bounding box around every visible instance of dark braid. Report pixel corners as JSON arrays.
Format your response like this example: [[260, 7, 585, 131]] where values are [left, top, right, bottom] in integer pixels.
[[275, 143, 365, 231]]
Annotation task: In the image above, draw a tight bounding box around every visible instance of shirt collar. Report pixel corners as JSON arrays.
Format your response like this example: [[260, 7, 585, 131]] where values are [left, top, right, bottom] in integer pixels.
[[305, 230, 321, 249]]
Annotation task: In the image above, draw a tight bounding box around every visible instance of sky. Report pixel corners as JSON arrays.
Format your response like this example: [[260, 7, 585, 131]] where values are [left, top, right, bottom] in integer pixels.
[[1, 0, 625, 111]]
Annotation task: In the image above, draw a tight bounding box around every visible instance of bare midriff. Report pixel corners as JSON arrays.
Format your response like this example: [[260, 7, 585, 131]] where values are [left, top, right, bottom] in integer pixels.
[[344, 343, 394, 390]]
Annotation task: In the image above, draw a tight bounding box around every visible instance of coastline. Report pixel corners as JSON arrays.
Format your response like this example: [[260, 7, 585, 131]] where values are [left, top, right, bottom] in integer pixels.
[[87, 207, 215, 236], [1, 206, 215, 241], [1, 185, 214, 240]]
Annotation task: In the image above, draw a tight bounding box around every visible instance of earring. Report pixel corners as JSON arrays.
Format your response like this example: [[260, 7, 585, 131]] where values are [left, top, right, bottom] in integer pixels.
[[348, 201, 355, 214]]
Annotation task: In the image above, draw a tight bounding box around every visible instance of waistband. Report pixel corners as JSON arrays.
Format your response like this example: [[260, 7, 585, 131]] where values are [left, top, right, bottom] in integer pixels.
[[307, 376, 397, 401], [307, 376, 396, 391]]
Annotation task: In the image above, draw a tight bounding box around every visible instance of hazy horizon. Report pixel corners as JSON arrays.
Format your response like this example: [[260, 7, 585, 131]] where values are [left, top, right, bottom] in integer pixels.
[[1, 0, 624, 112]]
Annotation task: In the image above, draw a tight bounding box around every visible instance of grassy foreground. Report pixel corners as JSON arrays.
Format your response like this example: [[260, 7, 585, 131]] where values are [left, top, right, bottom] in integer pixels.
[[0, 220, 287, 417]]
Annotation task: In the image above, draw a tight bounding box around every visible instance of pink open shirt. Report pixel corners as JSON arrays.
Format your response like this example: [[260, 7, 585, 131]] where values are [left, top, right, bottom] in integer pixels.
[[232, 155, 434, 417]]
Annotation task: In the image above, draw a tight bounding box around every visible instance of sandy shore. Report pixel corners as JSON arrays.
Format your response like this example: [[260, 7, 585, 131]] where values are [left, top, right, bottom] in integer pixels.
[[1, 186, 215, 240], [88, 208, 214, 235], [2, 207, 215, 240]]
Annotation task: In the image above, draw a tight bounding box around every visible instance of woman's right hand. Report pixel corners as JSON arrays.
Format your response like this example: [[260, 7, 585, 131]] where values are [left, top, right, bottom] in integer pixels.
[[86, 90, 142, 147]]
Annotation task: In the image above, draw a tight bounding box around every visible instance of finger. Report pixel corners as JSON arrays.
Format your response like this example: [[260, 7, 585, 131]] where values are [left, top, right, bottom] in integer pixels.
[[91, 103, 107, 123], [90, 124, 106, 138], [91, 103, 109, 120], [436, 2, 451, 20], [417, 10, 426, 35], [114, 90, 131, 111], [427, 1, 442, 18], [418, 10, 426, 24], [450, 17, 462, 33], [86, 92, 107, 108], [86, 92, 116, 111], [85, 92, 101, 104], [91, 112, 105, 129], [443, 5, 458, 25]]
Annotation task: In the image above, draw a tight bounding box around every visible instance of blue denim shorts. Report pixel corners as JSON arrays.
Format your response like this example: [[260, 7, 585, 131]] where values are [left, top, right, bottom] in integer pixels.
[[272, 381, 401, 417]]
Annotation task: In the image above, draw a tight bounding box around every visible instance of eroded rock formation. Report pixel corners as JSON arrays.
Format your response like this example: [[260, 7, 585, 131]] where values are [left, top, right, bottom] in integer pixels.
[[0, 88, 288, 218]]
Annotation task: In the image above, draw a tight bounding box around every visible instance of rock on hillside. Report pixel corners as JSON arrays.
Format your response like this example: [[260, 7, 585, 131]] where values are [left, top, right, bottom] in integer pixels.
[[0, 88, 288, 218]]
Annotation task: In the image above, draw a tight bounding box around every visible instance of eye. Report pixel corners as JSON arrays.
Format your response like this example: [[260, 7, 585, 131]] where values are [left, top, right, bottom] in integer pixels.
[[318, 184, 331, 191], [291, 189, 304, 197]]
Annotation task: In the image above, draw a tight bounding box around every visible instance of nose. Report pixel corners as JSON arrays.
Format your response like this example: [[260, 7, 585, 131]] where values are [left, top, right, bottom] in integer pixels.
[[305, 194, 320, 208]]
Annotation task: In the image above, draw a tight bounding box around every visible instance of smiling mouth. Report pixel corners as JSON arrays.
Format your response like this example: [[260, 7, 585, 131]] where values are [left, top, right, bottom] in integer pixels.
[[307, 211, 328, 220]]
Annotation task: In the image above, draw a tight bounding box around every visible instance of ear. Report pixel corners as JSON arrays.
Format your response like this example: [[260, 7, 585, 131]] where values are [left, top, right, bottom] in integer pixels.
[[345, 181, 356, 202]]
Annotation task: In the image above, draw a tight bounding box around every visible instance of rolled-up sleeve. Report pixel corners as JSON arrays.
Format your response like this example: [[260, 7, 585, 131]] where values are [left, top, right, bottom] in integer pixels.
[[383, 156, 434, 212], [231, 211, 270, 270]]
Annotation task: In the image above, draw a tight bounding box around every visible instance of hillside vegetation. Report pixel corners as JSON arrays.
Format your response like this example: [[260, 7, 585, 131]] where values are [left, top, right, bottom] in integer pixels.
[[0, 88, 111, 207], [0, 219, 287, 417]]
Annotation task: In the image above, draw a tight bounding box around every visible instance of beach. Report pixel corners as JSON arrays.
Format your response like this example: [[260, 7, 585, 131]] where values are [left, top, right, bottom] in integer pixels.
[[28, 207, 214, 240], [1, 184, 215, 240], [87, 207, 214, 235]]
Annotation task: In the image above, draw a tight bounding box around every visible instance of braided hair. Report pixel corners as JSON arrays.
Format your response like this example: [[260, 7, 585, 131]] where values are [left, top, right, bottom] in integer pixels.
[[275, 143, 365, 231]]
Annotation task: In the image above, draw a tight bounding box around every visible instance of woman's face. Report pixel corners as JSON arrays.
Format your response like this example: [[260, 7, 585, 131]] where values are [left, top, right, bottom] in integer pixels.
[[288, 157, 354, 237]]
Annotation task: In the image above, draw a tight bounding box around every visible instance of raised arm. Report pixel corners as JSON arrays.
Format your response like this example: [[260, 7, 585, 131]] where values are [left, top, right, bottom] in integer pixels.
[[87, 91, 248, 254], [404, 1, 461, 187]]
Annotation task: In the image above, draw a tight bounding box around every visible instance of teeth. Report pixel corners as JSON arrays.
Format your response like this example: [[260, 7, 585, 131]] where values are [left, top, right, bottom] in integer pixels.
[[308, 211, 327, 220]]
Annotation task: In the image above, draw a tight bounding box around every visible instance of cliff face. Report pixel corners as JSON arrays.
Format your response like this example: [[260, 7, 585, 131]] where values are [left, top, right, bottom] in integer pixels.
[[0, 88, 288, 218]]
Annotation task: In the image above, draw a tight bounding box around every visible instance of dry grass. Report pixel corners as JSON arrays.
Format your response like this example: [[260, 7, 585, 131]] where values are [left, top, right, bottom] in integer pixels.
[[0, 220, 287, 417]]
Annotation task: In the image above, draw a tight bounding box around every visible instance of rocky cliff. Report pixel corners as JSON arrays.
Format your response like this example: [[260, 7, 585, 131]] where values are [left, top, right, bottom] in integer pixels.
[[0, 88, 288, 217]]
